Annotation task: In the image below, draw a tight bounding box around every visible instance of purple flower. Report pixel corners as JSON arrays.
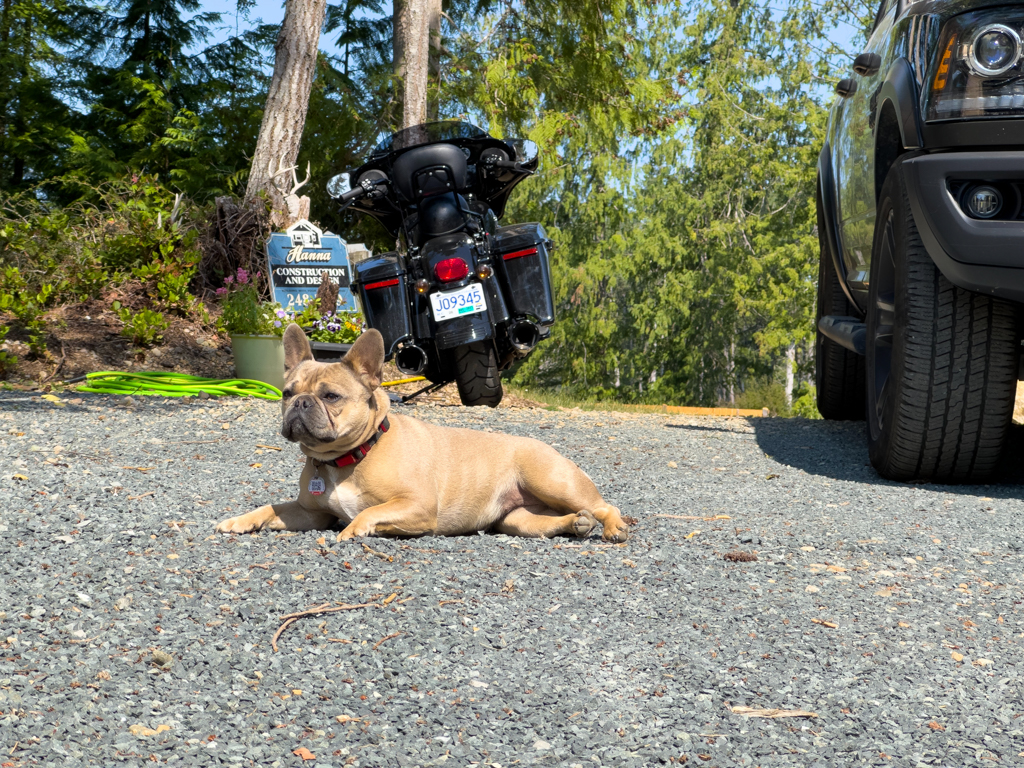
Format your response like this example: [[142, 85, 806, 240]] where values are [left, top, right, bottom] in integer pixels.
[[236, 268, 249, 284], [275, 309, 286, 318], [215, 287, 227, 296], [274, 320, 282, 328], [224, 275, 234, 284]]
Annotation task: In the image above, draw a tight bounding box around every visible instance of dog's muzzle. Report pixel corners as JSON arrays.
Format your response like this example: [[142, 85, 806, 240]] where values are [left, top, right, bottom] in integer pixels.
[[281, 395, 331, 442]]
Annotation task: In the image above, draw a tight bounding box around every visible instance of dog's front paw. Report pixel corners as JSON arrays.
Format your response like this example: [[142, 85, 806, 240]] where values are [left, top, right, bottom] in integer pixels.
[[336, 521, 374, 541], [216, 516, 249, 534], [216, 511, 264, 534]]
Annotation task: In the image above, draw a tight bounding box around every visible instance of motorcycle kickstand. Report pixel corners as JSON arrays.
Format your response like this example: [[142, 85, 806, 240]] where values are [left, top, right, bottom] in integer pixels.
[[389, 380, 449, 404]]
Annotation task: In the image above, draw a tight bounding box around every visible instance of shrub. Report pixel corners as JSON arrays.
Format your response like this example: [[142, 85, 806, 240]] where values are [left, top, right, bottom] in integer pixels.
[[0, 325, 17, 378], [0, 267, 52, 357], [791, 383, 822, 419], [217, 268, 283, 337], [113, 302, 170, 346], [0, 176, 204, 318], [735, 378, 791, 417]]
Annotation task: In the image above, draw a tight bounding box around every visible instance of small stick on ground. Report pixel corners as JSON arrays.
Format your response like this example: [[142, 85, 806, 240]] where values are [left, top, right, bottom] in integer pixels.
[[41, 342, 67, 384], [127, 491, 156, 501], [271, 601, 379, 652], [372, 632, 402, 651], [255, 444, 282, 451], [361, 543, 393, 562]]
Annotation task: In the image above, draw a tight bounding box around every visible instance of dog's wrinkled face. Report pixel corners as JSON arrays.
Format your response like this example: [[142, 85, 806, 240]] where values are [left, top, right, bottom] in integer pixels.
[[278, 324, 385, 453]]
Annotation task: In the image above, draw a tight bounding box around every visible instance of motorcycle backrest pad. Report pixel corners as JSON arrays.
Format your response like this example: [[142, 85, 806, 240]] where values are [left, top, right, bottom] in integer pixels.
[[419, 194, 472, 239], [391, 144, 468, 201]]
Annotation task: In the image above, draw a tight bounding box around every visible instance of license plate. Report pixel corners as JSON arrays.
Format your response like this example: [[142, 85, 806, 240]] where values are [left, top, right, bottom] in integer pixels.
[[430, 283, 487, 322]]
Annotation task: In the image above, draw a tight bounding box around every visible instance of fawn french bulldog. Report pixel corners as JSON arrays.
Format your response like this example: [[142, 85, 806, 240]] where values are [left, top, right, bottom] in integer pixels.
[[216, 324, 628, 542]]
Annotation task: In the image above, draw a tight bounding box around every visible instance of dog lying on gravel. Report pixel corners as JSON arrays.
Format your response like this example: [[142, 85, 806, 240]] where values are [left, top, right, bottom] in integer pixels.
[[216, 324, 629, 542]]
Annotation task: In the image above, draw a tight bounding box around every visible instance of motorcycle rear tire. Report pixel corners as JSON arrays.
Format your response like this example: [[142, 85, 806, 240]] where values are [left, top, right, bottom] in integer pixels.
[[453, 342, 503, 407]]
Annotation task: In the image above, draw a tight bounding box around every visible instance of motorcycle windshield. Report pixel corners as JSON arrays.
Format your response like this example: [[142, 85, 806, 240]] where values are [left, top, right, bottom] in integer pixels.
[[373, 121, 488, 155]]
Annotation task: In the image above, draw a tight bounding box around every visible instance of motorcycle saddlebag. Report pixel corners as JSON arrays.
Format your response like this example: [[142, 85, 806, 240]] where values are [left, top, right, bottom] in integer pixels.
[[353, 252, 412, 358], [492, 223, 554, 326]]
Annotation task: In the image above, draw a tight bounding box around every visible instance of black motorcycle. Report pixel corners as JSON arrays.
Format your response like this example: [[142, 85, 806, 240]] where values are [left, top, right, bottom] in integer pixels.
[[327, 121, 554, 407]]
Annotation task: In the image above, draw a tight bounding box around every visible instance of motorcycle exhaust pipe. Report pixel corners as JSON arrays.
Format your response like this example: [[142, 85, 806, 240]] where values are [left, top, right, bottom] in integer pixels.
[[395, 345, 429, 376], [509, 320, 541, 353]]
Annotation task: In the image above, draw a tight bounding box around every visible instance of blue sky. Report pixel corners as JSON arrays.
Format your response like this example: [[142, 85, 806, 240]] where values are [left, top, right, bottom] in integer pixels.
[[200, 0, 393, 59]]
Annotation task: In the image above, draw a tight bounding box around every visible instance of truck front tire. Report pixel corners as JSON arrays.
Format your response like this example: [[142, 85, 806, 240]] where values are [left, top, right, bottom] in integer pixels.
[[866, 160, 1018, 483]]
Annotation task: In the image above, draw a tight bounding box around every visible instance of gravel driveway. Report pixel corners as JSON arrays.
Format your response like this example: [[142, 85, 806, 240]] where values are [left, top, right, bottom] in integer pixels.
[[3, 392, 1024, 768]]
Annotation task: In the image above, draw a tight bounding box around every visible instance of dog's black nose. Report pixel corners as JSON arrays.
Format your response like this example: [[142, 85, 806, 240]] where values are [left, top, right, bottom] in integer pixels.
[[294, 394, 316, 411]]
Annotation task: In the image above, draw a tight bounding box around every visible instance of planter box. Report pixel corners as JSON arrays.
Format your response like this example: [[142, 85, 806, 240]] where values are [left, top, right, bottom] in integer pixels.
[[230, 334, 285, 389], [309, 340, 353, 363]]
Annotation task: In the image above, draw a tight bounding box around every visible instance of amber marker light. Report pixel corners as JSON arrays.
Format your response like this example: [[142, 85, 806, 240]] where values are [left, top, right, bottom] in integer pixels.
[[475, 264, 494, 280], [415, 278, 430, 294], [933, 34, 956, 90]]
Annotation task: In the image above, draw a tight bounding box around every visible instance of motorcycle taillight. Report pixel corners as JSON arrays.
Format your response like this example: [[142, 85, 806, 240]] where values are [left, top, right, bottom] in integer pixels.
[[434, 257, 469, 282]]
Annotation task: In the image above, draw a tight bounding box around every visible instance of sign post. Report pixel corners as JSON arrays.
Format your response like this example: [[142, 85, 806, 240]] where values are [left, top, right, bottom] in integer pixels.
[[265, 220, 355, 313]]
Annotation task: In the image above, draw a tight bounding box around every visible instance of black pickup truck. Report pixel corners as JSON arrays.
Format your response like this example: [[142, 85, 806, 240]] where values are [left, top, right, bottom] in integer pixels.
[[816, 0, 1024, 482]]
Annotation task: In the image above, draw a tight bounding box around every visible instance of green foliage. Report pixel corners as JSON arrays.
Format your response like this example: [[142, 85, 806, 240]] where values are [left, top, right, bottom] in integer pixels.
[[112, 302, 171, 346], [734, 379, 789, 417], [456, 0, 852, 412], [0, 266, 53, 357], [1, 175, 204, 300], [216, 268, 284, 337], [0, 324, 16, 379], [792, 383, 822, 420]]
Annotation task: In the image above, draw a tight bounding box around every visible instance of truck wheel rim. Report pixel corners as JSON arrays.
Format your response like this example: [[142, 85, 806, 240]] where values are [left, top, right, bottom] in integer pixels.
[[870, 210, 897, 437]]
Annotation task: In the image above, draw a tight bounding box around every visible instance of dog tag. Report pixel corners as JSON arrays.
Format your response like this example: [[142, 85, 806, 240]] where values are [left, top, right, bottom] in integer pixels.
[[308, 476, 326, 496]]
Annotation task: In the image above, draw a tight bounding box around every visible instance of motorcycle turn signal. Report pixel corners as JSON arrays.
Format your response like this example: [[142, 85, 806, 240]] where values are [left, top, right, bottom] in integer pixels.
[[414, 278, 430, 294], [475, 264, 494, 280]]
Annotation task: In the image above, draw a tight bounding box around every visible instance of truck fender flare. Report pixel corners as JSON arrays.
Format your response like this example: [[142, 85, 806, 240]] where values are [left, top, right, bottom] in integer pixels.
[[876, 58, 923, 151], [817, 144, 860, 312]]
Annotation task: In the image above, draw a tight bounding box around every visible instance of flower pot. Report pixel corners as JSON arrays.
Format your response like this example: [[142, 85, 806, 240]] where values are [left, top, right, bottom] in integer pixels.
[[230, 334, 285, 389], [309, 340, 353, 363]]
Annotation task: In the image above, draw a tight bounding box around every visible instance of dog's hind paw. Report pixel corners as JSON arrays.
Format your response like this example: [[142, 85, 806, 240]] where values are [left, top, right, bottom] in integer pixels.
[[601, 523, 629, 543], [572, 509, 598, 538]]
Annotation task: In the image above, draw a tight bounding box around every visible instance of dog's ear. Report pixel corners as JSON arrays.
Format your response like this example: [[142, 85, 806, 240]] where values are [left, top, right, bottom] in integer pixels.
[[343, 329, 385, 390], [283, 323, 313, 373]]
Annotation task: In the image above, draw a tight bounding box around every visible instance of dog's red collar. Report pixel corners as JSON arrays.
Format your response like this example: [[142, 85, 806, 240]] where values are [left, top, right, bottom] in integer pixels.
[[324, 416, 390, 468]]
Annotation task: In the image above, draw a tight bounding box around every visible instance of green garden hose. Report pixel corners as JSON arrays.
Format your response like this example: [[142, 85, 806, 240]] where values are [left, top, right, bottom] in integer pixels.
[[76, 371, 283, 400], [73, 371, 427, 401]]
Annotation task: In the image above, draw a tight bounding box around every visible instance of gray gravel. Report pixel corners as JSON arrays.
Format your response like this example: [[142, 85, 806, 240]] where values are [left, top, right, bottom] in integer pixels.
[[3, 392, 1024, 767]]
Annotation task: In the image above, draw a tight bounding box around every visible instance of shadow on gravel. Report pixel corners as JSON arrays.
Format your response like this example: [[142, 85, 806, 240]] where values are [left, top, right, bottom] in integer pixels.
[[664, 422, 750, 434], [0, 392, 254, 414], [751, 417, 1024, 497]]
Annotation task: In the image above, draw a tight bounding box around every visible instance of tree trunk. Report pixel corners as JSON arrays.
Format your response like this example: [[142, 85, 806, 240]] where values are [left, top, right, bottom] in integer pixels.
[[427, 0, 442, 121], [244, 0, 327, 228], [785, 341, 796, 409], [393, 0, 441, 130]]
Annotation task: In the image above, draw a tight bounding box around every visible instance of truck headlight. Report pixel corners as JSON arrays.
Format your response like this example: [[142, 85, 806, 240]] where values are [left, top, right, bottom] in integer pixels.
[[927, 10, 1024, 121], [969, 25, 1020, 77]]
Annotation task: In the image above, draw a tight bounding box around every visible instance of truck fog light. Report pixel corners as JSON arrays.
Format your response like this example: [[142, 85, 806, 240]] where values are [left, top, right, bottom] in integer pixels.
[[965, 185, 1003, 219]]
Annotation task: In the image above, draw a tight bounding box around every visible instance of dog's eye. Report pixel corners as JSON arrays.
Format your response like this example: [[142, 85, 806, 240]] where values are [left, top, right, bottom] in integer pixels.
[[282, 388, 294, 398], [323, 392, 341, 402]]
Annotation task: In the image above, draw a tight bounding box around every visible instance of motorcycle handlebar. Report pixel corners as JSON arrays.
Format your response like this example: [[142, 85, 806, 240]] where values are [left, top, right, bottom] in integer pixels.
[[339, 185, 366, 203]]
